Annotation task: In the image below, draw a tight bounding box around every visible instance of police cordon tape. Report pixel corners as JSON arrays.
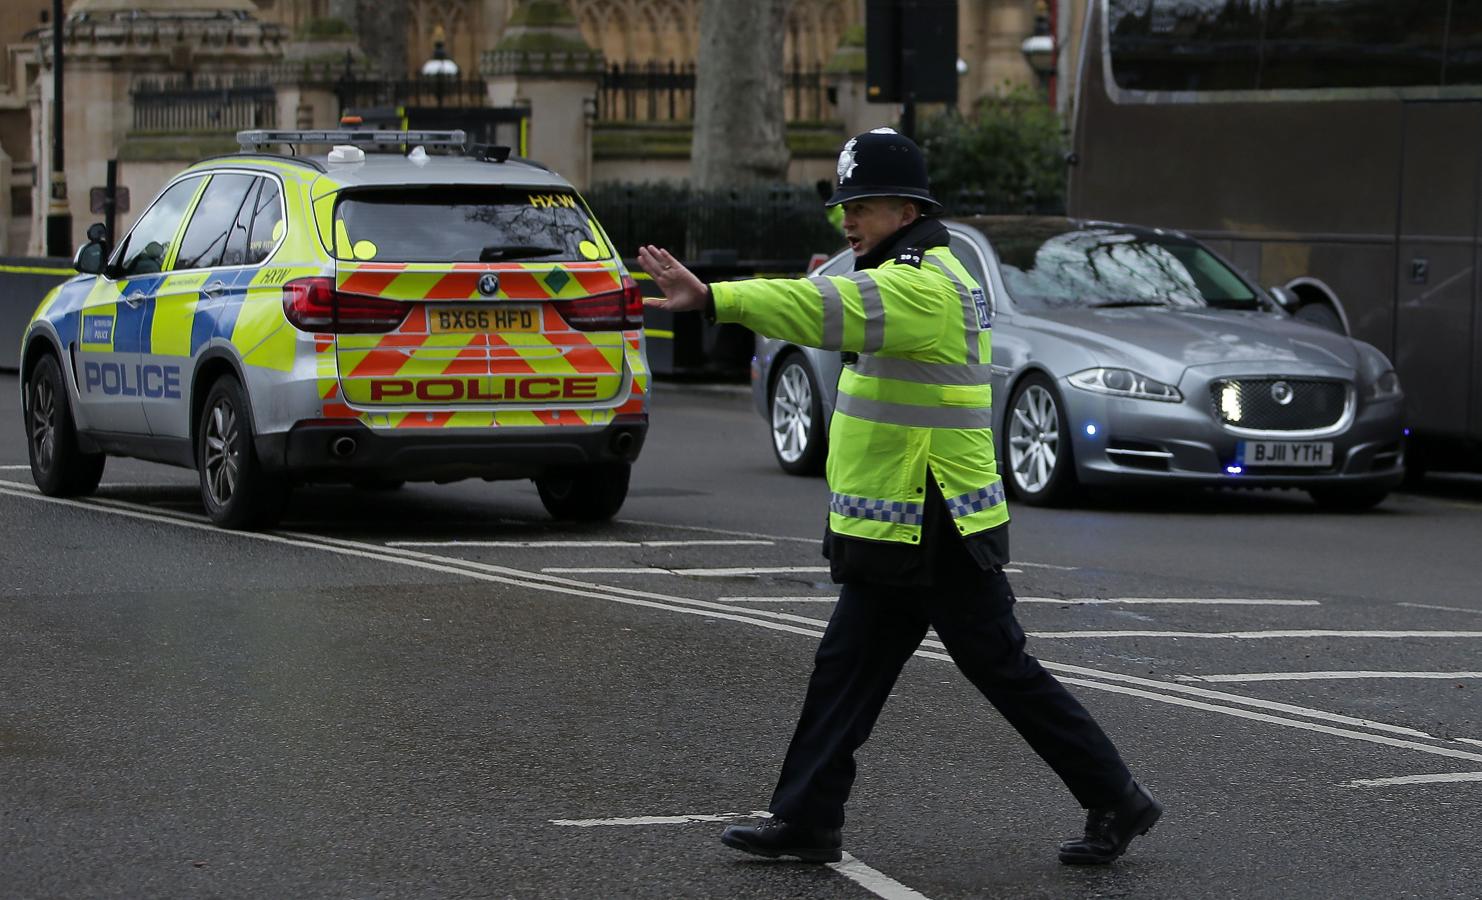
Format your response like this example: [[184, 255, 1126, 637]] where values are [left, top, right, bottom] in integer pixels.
[[0, 259, 74, 371], [0, 257, 808, 376]]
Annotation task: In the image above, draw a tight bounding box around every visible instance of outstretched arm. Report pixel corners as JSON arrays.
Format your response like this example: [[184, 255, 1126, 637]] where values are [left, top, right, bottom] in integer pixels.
[[637, 245, 709, 313]]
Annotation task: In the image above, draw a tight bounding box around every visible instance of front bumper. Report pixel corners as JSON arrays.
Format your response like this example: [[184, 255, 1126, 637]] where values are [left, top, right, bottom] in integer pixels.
[[1061, 375, 1405, 490], [255, 417, 647, 483]]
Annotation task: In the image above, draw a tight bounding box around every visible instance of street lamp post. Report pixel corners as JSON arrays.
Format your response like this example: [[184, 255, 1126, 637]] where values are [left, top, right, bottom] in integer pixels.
[[1020, 0, 1057, 107], [46, 0, 71, 257], [420, 26, 459, 109]]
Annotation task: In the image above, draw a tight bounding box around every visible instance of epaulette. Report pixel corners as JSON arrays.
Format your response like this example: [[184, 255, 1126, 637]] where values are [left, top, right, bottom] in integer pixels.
[[894, 248, 924, 268]]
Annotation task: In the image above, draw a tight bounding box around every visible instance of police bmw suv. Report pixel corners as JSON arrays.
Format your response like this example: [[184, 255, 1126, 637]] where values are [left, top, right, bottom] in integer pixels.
[[20, 129, 649, 528]]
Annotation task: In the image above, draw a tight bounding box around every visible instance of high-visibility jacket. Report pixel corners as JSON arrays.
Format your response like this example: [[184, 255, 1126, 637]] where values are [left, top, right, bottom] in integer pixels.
[[711, 245, 1009, 546]]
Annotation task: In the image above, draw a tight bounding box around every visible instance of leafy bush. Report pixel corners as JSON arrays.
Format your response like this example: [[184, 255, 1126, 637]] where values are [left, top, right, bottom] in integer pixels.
[[298, 18, 354, 40], [920, 85, 1068, 215]]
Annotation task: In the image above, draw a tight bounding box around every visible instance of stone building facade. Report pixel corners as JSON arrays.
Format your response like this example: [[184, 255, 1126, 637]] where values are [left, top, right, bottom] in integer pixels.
[[4, 0, 1075, 256]]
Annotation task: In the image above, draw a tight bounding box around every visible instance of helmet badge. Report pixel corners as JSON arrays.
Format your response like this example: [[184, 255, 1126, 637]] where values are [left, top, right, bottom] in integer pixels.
[[836, 137, 859, 183]]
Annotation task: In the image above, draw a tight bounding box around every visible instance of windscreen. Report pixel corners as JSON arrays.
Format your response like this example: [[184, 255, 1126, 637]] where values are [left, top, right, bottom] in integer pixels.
[[994, 226, 1258, 312], [331, 187, 611, 263]]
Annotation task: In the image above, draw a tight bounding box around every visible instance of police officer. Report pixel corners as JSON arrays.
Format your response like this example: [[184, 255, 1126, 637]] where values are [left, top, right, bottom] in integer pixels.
[[637, 127, 1161, 866]]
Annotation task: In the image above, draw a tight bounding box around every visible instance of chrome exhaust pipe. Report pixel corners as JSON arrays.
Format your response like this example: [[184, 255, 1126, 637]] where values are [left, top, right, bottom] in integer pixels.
[[612, 430, 635, 455], [331, 436, 358, 458]]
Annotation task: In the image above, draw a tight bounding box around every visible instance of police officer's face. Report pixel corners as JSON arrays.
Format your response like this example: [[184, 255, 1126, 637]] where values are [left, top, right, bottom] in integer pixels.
[[842, 198, 920, 257]]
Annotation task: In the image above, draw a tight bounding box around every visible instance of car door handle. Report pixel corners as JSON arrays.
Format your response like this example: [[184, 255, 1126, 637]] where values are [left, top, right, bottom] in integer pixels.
[[201, 281, 228, 298]]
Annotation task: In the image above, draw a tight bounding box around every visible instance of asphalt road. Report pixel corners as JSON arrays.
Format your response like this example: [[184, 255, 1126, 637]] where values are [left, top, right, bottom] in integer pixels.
[[3, 372, 1482, 899]]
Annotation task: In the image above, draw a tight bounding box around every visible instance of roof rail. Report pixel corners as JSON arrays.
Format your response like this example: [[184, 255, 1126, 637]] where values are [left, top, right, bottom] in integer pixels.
[[236, 129, 468, 152]]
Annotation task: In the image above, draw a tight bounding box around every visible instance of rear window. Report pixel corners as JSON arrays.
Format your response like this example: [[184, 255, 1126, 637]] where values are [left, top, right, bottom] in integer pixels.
[[330, 187, 612, 263]]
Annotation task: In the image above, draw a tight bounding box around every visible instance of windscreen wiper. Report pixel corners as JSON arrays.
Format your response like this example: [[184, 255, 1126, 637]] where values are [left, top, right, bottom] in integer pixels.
[[479, 244, 564, 261]]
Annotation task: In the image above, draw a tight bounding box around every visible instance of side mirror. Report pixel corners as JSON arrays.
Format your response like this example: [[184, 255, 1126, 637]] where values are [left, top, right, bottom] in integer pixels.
[[73, 240, 106, 275], [1267, 285, 1298, 309], [74, 222, 111, 275]]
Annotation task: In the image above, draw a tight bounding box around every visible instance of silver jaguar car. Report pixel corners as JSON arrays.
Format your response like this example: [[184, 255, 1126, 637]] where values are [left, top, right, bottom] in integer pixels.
[[751, 217, 1406, 509]]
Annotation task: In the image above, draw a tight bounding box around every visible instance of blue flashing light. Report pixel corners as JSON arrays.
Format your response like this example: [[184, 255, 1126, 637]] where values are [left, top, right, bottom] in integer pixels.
[[1225, 465, 1243, 475], [1084, 423, 1098, 437], [1403, 428, 1411, 436]]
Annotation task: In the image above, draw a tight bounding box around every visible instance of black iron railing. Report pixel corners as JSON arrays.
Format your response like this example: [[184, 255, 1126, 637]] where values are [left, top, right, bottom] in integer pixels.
[[131, 76, 277, 132], [333, 76, 489, 112], [598, 62, 830, 122]]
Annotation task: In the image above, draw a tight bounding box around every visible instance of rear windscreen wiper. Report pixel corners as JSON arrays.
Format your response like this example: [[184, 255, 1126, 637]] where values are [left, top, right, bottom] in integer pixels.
[[479, 245, 564, 261]]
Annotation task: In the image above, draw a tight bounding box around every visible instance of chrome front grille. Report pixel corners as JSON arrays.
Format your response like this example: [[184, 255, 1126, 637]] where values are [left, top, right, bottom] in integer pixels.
[[1210, 379, 1348, 432]]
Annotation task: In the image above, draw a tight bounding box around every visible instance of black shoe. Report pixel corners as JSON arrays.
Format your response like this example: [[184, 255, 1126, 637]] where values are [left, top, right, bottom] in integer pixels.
[[720, 818, 843, 863], [1058, 782, 1162, 865]]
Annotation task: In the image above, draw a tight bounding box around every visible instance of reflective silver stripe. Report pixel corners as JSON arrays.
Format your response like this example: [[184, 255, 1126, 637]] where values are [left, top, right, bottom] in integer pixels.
[[830, 491, 925, 526], [924, 259, 982, 365], [944, 482, 1007, 519], [852, 355, 994, 386], [843, 271, 887, 352], [836, 391, 993, 428], [811, 276, 845, 350]]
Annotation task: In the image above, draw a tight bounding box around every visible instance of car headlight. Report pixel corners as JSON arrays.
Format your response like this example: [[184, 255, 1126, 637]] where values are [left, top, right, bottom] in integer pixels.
[[1366, 369, 1402, 400], [1068, 367, 1182, 402]]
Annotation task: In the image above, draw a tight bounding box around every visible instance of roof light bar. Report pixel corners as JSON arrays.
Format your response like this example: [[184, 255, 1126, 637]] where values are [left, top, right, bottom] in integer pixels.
[[236, 129, 468, 151]]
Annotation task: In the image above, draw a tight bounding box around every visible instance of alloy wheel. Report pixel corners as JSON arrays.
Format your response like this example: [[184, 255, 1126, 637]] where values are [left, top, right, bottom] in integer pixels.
[[1009, 384, 1060, 493], [771, 363, 814, 464], [203, 400, 241, 508], [29, 377, 56, 472]]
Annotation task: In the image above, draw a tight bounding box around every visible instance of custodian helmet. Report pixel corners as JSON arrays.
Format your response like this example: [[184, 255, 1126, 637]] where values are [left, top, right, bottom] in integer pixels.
[[826, 127, 941, 211]]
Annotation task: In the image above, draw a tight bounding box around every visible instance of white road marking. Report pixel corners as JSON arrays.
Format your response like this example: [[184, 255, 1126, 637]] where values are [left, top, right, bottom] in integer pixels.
[[830, 852, 933, 900], [1458, 739, 1482, 748], [0, 482, 1451, 744], [1398, 602, 1482, 616], [1031, 630, 1482, 639], [717, 596, 838, 603], [616, 517, 820, 544], [386, 539, 773, 548], [1019, 597, 1320, 607], [614, 516, 1069, 572], [0, 465, 32, 470], [551, 809, 933, 899], [1178, 671, 1482, 683], [552, 811, 768, 827], [543, 566, 832, 576], [1347, 772, 1482, 787], [1039, 661, 1441, 741], [3, 484, 1474, 771], [543, 565, 1022, 576]]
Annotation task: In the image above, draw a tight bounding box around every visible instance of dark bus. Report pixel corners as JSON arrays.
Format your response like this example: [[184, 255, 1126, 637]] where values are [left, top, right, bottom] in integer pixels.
[[1067, 0, 1482, 474]]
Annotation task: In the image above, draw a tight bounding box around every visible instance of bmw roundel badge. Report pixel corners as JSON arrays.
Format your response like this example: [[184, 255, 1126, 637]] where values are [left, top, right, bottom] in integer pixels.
[[478, 273, 500, 296]]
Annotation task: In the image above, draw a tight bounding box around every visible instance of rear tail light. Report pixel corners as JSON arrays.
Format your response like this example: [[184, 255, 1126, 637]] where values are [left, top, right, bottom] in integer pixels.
[[552, 276, 645, 332], [283, 276, 411, 334]]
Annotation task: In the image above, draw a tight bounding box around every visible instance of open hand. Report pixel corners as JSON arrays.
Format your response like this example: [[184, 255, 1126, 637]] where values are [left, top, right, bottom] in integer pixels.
[[637, 245, 708, 313]]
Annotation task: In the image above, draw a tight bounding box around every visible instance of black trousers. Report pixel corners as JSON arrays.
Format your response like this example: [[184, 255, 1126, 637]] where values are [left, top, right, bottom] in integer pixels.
[[768, 571, 1134, 828]]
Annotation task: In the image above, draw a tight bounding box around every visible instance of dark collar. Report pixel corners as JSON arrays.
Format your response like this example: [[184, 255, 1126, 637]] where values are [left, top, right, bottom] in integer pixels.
[[852, 217, 950, 272]]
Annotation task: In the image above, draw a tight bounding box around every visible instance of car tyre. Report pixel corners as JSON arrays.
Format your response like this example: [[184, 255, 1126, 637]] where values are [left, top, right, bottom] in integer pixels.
[[1004, 373, 1077, 507], [769, 352, 827, 476], [1293, 301, 1345, 335], [197, 375, 289, 530], [25, 354, 105, 497], [536, 462, 630, 521], [1307, 486, 1388, 511]]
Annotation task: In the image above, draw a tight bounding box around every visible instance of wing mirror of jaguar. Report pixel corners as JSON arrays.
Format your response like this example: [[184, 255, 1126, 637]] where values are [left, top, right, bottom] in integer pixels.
[[1266, 285, 1298, 309]]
